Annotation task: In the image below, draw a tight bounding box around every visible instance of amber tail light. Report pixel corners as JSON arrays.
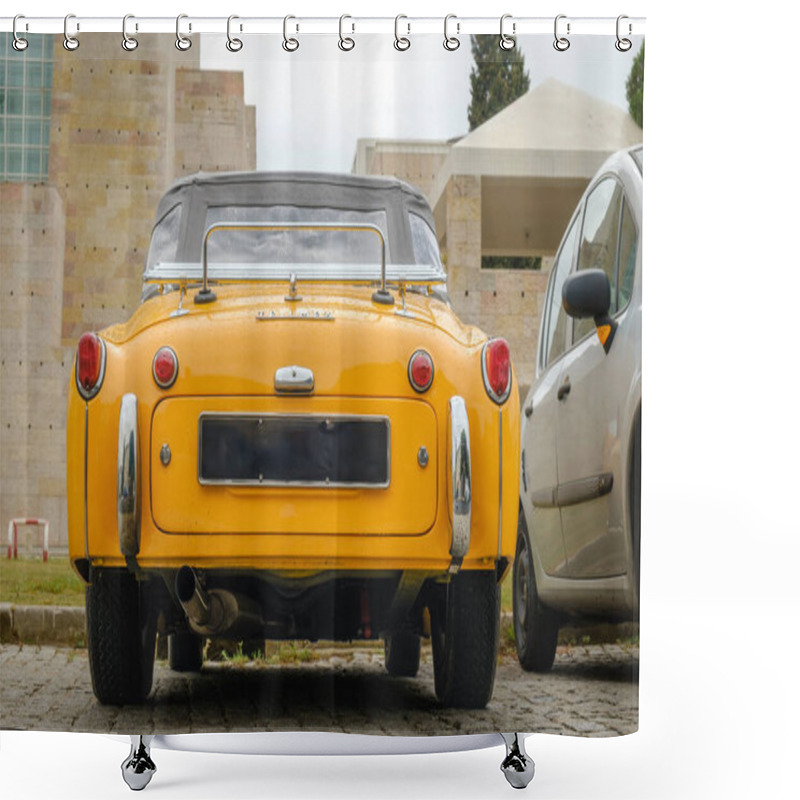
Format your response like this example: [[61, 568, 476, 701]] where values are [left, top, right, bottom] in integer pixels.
[[481, 338, 511, 404], [76, 332, 106, 400]]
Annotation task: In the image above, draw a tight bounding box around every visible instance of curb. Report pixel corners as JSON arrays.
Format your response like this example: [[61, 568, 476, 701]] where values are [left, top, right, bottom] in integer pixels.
[[0, 604, 637, 649], [0, 603, 86, 646]]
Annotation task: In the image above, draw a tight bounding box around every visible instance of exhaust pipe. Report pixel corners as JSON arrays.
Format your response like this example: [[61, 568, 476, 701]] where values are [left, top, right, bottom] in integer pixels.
[[175, 566, 262, 637]]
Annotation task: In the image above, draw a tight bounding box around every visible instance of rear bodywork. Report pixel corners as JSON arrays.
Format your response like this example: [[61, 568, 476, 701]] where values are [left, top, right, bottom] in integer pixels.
[[67, 172, 519, 650]]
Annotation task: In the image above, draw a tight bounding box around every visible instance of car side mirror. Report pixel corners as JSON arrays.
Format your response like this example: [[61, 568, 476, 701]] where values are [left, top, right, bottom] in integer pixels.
[[562, 269, 617, 354]]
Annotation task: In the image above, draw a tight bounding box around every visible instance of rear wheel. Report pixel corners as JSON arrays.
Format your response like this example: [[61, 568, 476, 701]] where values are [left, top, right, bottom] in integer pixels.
[[513, 510, 559, 673], [168, 631, 204, 672], [430, 571, 499, 709], [86, 568, 156, 705], [384, 631, 421, 677]]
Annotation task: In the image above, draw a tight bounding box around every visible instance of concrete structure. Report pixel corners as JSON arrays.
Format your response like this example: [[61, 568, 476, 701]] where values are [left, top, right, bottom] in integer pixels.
[[355, 78, 643, 393], [1, 34, 256, 548]]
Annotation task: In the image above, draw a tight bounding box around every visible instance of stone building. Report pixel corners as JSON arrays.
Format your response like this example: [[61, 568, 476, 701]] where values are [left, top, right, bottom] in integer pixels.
[[354, 78, 643, 395], [1, 33, 256, 549]]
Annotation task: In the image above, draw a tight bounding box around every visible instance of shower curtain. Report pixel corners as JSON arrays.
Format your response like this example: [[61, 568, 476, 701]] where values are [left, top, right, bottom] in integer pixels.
[[0, 16, 643, 750]]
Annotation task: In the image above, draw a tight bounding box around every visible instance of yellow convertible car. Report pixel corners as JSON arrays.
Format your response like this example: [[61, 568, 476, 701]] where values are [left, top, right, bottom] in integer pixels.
[[67, 172, 519, 709]]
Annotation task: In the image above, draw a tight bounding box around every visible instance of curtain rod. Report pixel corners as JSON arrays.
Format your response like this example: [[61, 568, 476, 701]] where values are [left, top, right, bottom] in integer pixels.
[[1, 16, 645, 38]]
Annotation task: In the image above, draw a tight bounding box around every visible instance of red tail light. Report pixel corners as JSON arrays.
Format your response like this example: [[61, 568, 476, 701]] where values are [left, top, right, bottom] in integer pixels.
[[482, 338, 511, 404], [153, 346, 179, 389], [408, 350, 434, 393], [76, 332, 105, 399]]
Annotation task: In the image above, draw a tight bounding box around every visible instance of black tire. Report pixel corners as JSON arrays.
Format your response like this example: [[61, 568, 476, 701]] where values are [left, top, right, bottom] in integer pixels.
[[384, 631, 421, 677], [86, 569, 156, 705], [168, 631, 204, 672], [513, 510, 559, 673], [430, 571, 500, 709]]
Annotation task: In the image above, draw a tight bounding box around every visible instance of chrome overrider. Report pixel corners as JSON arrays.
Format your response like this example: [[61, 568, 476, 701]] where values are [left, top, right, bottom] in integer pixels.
[[117, 393, 140, 557], [195, 221, 391, 305], [448, 396, 471, 573]]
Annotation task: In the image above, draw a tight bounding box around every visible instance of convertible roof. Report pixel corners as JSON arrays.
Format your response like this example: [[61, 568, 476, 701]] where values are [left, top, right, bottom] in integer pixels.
[[156, 170, 431, 219]]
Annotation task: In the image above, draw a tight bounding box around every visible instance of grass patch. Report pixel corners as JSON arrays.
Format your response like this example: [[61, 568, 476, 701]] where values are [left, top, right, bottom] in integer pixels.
[[0, 557, 84, 607], [500, 575, 513, 612]]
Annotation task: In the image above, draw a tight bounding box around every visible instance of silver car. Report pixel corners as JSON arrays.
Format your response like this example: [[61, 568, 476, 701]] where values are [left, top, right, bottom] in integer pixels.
[[514, 146, 642, 671]]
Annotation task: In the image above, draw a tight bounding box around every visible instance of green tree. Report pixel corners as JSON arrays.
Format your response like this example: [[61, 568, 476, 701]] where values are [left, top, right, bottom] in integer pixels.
[[468, 35, 530, 131], [626, 42, 644, 129], [468, 36, 538, 269]]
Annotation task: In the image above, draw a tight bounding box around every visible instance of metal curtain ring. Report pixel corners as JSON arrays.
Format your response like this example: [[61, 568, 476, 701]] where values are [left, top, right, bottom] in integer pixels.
[[63, 13, 80, 50], [226, 15, 243, 52], [283, 15, 299, 52], [122, 14, 139, 51], [176, 14, 192, 51], [338, 14, 355, 51], [12, 15, 29, 51], [553, 14, 570, 51], [394, 15, 410, 51], [615, 15, 632, 51], [443, 14, 460, 51], [499, 14, 516, 51]]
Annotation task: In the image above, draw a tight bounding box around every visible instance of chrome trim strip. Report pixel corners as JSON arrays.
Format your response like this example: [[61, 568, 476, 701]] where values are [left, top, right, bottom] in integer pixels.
[[448, 396, 471, 563], [75, 336, 107, 401], [144, 261, 447, 284], [497, 408, 503, 558], [83, 404, 89, 560], [531, 472, 614, 509], [197, 412, 391, 489], [274, 365, 315, 394], [117, 393, 140, 556]]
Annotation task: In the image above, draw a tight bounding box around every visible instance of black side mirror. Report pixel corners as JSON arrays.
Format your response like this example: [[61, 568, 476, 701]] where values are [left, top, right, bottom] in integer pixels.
[[562, 269, 617, 354]]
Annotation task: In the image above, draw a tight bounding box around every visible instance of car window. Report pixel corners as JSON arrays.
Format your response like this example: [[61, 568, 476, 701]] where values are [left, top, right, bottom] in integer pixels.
[[574, 178, 623, 343], [146, 204, 182, 271], [409, 212, 443, 268], [542, 217, 579, 368], [204, 205, 391, 265], [617, 199, 637, 310]]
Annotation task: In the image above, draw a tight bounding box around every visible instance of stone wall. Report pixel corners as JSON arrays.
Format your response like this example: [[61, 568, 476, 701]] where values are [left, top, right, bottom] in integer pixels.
[[0, 34, 256, 548], [441, 175, 550, 396]]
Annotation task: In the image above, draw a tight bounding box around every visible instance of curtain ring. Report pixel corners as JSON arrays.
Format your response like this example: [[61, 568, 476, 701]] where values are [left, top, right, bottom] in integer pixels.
[[12, 15, 29, 52], [226, 15, 243, 52], [499, 14, 516, 51], [553, 14, 570, 51], [443, 14, 460, 51], [176, 14, 192, 51], [394, 15, 411, 51], [615, 15, 632, 52], [63, 13, 80, 51], [338, 14, 355, 51], [283, 15, 299, 52], [122, 14, 139, 51]]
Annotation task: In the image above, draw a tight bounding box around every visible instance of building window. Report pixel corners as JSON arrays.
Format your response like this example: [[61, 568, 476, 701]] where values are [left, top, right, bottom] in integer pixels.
[[482, 255, 542, 270], [0, 34, 53, 183]]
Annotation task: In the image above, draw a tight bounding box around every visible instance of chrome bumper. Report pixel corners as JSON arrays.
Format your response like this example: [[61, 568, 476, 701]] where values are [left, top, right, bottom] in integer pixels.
[[448, 396, 471, 572], [117, 393, 140, 557]]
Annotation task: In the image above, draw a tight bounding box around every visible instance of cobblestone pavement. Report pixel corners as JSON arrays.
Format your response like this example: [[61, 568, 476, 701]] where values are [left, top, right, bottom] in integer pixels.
[[0, 642, 638, 737]]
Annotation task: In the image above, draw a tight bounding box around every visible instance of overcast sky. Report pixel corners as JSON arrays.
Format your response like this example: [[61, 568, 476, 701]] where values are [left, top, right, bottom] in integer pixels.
[[200, 33, 643, 173]]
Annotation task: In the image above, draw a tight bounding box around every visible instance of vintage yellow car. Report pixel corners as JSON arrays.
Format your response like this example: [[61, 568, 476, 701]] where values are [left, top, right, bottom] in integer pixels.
[[67, 172, 519, 709]]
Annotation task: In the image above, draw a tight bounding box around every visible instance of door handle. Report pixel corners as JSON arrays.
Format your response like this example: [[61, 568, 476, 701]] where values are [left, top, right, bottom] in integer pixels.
[[524, 401, 533, 418], [557, 377, 571, 401]]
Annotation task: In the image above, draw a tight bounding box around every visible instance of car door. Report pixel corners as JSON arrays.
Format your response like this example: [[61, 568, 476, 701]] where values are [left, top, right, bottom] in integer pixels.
[[520, 216, 579, 577], [555, 177, 635, 578]]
